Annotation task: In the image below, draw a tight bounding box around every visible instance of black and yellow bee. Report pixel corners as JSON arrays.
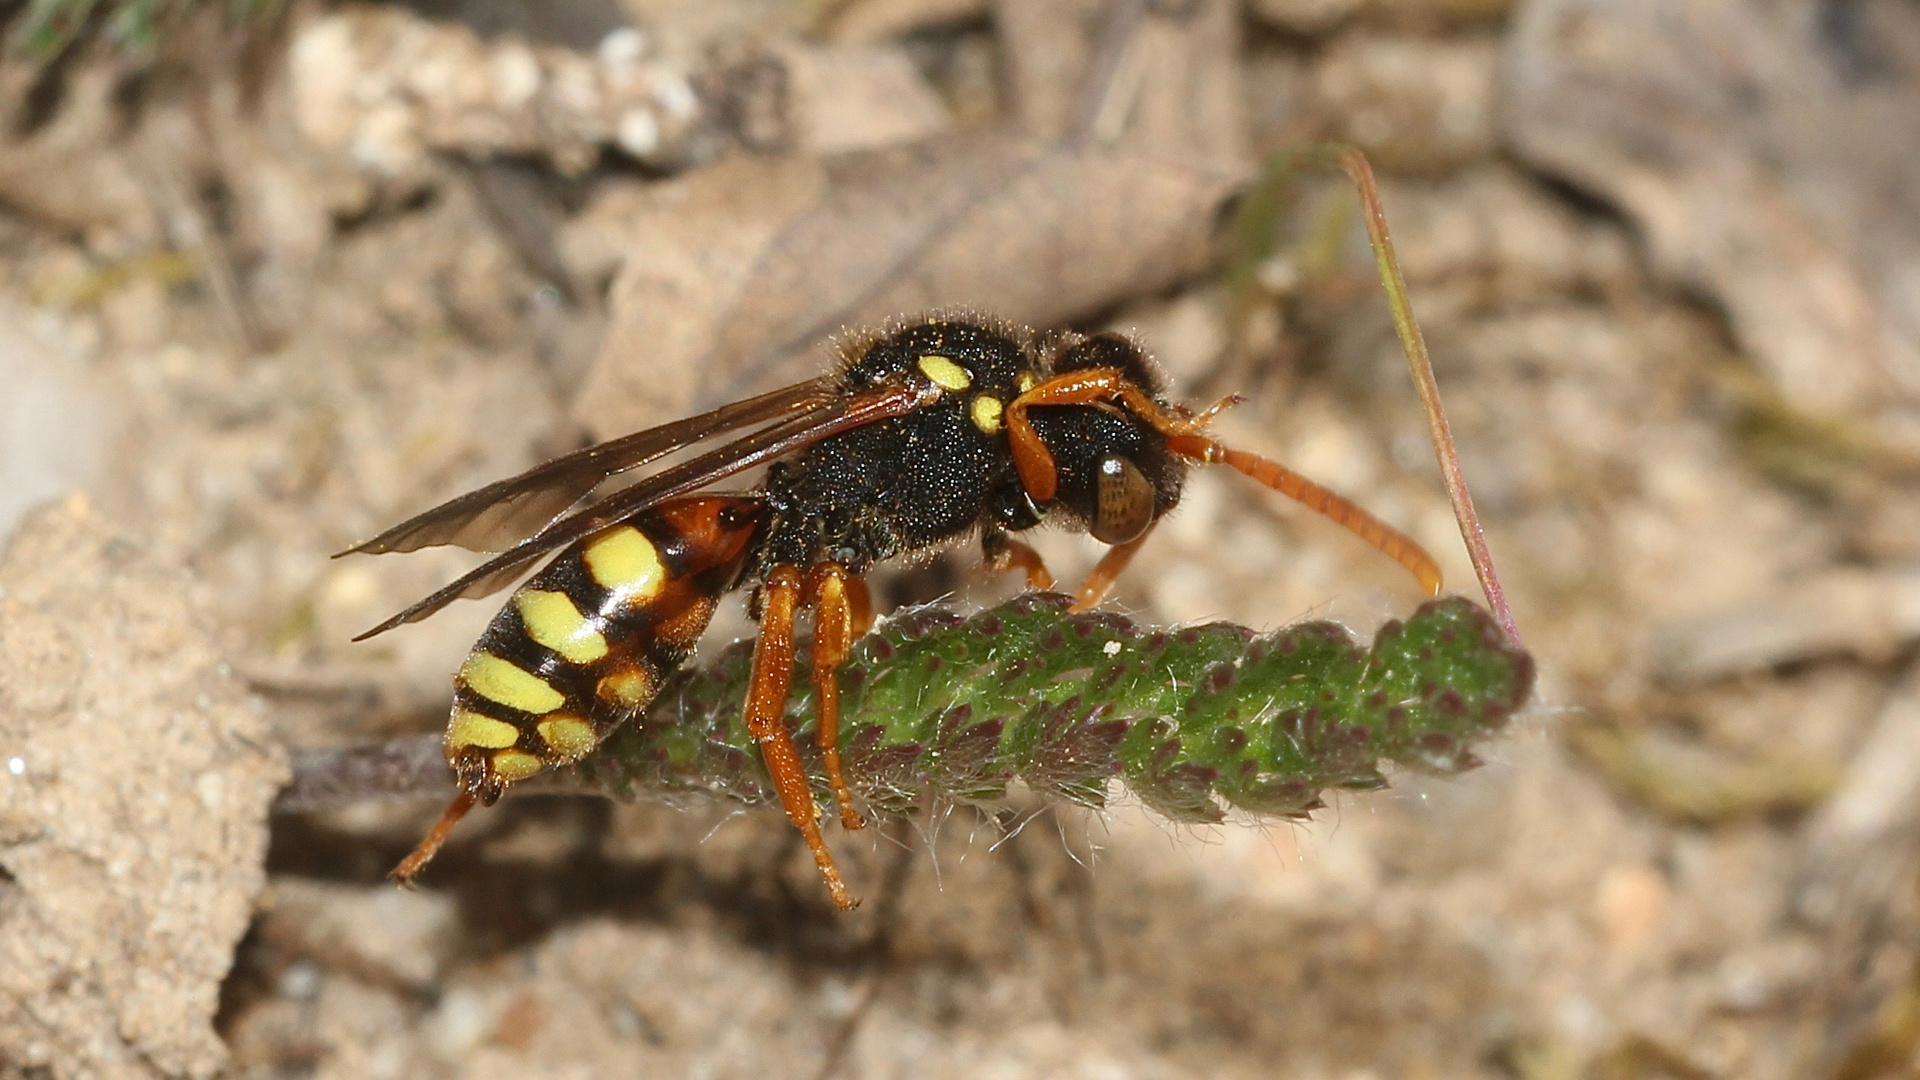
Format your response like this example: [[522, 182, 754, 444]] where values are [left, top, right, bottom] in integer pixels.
[[344, 316, 1441, 909]]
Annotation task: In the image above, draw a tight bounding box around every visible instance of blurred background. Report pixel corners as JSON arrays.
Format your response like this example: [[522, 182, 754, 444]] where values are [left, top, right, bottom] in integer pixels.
[[2, 0, 1919, 1077]]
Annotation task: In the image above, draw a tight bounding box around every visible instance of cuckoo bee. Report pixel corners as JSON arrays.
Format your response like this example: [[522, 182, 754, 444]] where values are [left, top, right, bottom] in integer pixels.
[[344, 316, 1442, 910]]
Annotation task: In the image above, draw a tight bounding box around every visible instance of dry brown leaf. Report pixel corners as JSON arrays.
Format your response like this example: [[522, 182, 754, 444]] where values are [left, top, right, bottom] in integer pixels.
[[825, 0, 992, 43], [1505, 0, 1920, 416], [994, 0, 1108, 141], [568, 0, 1247, 436], [567, 132, 1241, 436], [770, 39, 953, 154], [996, 0, 1245, 165]]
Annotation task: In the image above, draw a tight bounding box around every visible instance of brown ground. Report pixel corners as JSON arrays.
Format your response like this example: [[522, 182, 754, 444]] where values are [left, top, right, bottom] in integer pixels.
[[2, 0, 1919, 1077]]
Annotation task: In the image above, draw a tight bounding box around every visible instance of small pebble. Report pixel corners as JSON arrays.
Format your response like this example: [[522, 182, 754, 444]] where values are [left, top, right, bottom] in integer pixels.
[[278, 961, 323, 1001]]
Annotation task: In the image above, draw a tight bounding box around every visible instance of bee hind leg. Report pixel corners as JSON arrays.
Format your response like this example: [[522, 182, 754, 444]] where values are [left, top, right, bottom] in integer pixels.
[[805, 563, 868, 833], [389, 788, 480, 886], [748, 564, 860, 910]]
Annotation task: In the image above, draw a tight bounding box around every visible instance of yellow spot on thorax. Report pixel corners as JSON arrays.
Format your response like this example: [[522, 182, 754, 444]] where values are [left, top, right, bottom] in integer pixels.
[[448, 709, 521, 749], [537, 716, 598, 762], [917, 354, 973, 392], [490, 749, 544, 783], [971, 395, 1003, 434], [460, 652, 565, 714], [583, 525, 666, 603], [597, 666, 655, 709], [515, 589, 610, 663], [1015, 371, 1038, 393]]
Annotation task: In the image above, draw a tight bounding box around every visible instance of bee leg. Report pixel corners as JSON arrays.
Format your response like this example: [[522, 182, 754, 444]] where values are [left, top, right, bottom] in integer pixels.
[[982, 529, 1055, 591], [390, 788, 479, 886], [749, 564, 859, 910], [1070, 526, 1154, 612], [805, 563, 866, 832], [846, 571, 873, 637]]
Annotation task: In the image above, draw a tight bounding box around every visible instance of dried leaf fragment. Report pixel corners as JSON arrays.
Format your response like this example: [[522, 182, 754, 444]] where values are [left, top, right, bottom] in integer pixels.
[[570, 132, 1241, 435]]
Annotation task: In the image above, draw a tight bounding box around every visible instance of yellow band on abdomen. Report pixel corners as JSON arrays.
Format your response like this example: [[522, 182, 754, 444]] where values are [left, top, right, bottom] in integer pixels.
[[460, 652, 565, 715], [582, 525, 667, 604], [515, 589, 610, 663], [448, 709, 521, 749]]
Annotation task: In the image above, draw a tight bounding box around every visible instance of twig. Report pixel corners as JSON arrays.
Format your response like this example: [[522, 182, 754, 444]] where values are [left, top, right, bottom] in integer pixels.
[[275, 735, 450, 812], [1228, 144, 1524, 648]]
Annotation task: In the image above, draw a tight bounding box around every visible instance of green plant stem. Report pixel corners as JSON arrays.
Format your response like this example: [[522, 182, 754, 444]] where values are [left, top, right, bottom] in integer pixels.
[[573, 594, 1533, 821]]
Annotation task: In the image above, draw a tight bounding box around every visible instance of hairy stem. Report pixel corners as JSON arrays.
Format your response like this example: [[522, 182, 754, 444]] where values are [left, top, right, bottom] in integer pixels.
[[278, 595, 1533, 821]]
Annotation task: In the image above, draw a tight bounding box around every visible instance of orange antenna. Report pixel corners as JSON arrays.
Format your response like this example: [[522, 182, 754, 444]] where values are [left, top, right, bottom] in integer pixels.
[[1007, 367, 1442, 596], [1168, 433, 1442, 596]]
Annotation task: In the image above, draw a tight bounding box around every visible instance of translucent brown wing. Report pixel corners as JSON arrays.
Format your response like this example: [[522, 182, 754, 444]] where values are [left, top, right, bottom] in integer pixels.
[[351, 378, 939, 641], [337, 378, 838, 557]]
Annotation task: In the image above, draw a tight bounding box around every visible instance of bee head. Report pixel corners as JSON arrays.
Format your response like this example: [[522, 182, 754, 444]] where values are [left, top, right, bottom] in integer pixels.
[[989, 332, 1186, 544]]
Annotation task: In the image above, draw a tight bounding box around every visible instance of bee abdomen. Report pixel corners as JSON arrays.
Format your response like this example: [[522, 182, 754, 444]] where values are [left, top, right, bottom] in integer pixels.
[[443, 496, 765, 802]]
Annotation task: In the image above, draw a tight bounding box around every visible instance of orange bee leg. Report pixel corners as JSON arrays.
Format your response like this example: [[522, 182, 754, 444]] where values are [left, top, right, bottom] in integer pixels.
[[804, 563, 866, 833], [1070, 526, 1155, 612], [845, 572, 873, 637], [748, 564, 859, 910], [390, 788, 479, 886], [982, 531, 1056, 592], [1191, 393, 1245, 424]]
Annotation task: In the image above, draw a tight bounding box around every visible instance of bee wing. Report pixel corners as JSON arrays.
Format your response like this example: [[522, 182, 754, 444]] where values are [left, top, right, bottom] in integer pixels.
[[337, 378, 839, 557], [351, 377, 938, 640]]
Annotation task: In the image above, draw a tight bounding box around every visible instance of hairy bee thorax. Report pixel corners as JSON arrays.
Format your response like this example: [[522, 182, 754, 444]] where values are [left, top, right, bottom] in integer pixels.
[[754, 319, 1185, 576]]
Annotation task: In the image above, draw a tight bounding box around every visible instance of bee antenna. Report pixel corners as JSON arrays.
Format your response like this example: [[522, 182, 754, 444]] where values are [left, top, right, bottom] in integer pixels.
[[1169, 434, 1443, 597]]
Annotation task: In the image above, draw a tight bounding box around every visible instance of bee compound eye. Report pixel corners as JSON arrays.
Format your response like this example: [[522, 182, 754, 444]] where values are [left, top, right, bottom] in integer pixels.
[[1091, 456, 1155, 545]]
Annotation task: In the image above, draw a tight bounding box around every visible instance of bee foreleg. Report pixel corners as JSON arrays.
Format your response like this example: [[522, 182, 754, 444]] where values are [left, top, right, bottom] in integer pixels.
[[1070, 526, 1154, 612], [981, 529, 1056, 592]]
